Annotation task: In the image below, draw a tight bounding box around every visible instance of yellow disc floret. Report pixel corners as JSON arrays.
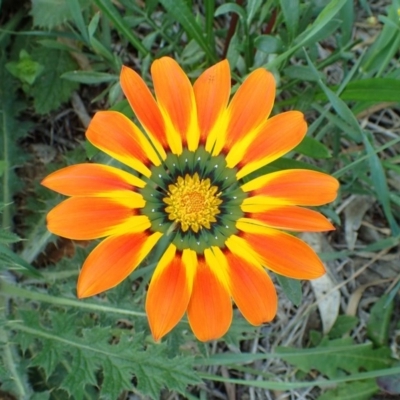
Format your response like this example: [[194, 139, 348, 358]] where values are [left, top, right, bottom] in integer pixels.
[[163, 173, 222, 233]]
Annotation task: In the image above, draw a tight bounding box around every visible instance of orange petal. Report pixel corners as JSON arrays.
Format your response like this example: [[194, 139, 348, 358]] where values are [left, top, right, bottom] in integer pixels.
[[244, 206, 335, 232], [216, 68, 275, 154], [120, 66, 167, 158], [193, 60, 231, 146], [47, 196, 150, 240], [151, 57, 199, 153], [41, 163, 145, 196], [227, 226, 325, 279], [187, 252, 232, 341], [224, 249, 277, 325], [241, 169, 339, 208], [86, 111, 160, 176], [229, 111, 307, 173], [77, 231, 162, 297], [146, 246, 196, 341]]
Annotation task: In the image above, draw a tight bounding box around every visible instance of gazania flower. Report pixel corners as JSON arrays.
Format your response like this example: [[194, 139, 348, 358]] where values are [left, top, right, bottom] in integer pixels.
[[42, 57, 339, 342]]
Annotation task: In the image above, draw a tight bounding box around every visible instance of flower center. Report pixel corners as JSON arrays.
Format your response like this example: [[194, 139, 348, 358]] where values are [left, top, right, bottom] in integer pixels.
[[163, 173, 222, 233]]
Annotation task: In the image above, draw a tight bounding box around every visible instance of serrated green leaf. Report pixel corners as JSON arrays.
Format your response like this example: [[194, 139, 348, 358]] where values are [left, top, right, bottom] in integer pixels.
[[10, 321, 200, 399], [276, 337, 393, 379], [294, 136, 331, 159], [31, 0, 90, 29], [0, 244, 41, 276], [0, 229, 21, 244], [61, 348, 98, 399], [318, 380, 378, 400], [31, 339, 65, 378], [367, 294, 394, 347], [275, 274, 302, 306], [31, 47, 78, 114]]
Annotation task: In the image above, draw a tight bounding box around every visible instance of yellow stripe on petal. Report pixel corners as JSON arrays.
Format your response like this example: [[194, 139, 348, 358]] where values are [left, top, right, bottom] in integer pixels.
[[151, 57, 199, 154], [77, 231, 162, 298], [120, 66, 167, 159], [243, 207, 334, 232], [229, 225, 326, 279], [47, 197, 150, 240], [86, 111, 160, 176], [224, 250, 277, 325], [187, 256, 232, 341], [146, 244, 194, 341], [204, 247, 230, 291], [218, 68, 275, 154], [193, 60, 231, 146], [41, 163, 145, 196], [241, 169, 339, 206], [229, 111, 307, 172]]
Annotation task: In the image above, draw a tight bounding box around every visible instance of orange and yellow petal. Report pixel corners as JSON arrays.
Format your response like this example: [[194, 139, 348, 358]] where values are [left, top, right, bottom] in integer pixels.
[[227, 226, 325, 280], [187, 250, 232, 341], [77, 231, 162, 298], [228, 111, 307, 173], [151, 57, 199, 153], [214, 68, 275, 155], [223, 249, 277, 325], [47, 196, 150, 240], [146, 246, 196, 341], [243, 206, 334, 232], [41, 163, 145, 196], [86, 111, 160, 176], [241, 169, 339, 209], [120, 66, 167, 158], [193, 60, 231, 147]]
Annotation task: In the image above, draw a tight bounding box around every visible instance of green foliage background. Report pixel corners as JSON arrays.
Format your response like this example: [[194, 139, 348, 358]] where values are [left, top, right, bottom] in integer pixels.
[[1, 0, 400, 399]]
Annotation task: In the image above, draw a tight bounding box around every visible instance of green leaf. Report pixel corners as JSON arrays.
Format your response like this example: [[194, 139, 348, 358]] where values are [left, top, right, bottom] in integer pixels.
[[92, 0, 149, 57], [294, 136, 331, 159], [305, 51, 362, 142], [276, 337, 393, 379], [0, 229, 21, 244], [6, 50, 44, 85], [159, 0, 216, 62], [215, 3, 247, 20], [254, 35, 283, 54], [61, 71, 118, 84], [11, 318, 200, 399], [0, 244, 41, 277], [31, 0, 90, 29], [361, 2, 400, 75], [367, 294, 394, 347], [60, 348, 98, 399], [275, 274, 302, 306], [328, 315, 359, 339], [284, 65, 324, 81], [340, 78, 400, 102], [363, 134, 400, 235], [31, 47, 78, 114], [318, 380, 378, 400], [279, 0, 299, 40]]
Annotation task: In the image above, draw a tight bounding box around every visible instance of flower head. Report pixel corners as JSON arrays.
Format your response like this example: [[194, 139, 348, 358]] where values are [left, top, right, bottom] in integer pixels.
[[42, 57, 339, 342]]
